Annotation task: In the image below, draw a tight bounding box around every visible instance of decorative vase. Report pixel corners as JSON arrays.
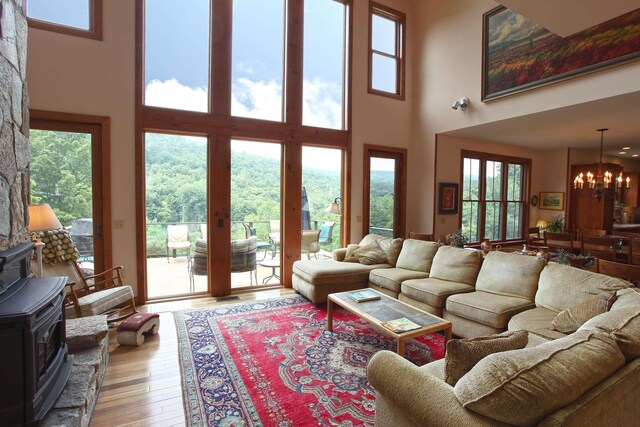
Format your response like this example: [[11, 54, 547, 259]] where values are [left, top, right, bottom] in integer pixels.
[[481, 238, 491, 255], [536, 246, 549, 261]]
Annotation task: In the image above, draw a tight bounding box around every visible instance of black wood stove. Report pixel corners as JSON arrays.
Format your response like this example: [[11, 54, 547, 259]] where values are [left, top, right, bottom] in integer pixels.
[[0, 242, 73, 426]]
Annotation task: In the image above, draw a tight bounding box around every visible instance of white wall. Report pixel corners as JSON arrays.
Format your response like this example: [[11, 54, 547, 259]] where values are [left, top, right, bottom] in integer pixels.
[[410, 0, 640, 234]]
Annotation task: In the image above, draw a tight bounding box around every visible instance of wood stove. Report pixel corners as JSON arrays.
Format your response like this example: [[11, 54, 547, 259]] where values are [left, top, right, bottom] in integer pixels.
[[0, 243, 73, 426]]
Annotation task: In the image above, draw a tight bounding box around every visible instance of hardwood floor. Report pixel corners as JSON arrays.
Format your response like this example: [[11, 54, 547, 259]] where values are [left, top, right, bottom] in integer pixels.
[[91, 288, 296, 427]]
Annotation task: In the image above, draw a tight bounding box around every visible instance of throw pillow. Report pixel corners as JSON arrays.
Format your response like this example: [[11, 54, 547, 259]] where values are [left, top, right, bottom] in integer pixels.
[[444, 330, 528, 386], [550, 290, 617, 334], [343, 244, 360, 263], [352, 241, 388, 265], [377, 238, 403, 266]]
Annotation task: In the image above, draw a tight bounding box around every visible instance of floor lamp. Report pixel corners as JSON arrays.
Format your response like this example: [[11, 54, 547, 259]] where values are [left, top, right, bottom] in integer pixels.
[[28, 204, 63, 277]]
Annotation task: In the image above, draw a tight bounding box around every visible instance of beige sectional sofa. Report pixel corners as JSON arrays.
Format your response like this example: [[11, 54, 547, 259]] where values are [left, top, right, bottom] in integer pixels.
[[292, 234, 640, 425]]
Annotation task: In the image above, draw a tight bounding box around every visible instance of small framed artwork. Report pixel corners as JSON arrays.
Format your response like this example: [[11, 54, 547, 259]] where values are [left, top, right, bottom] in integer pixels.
[[539, 192, 564, 211], [438, 183, 459, 214]]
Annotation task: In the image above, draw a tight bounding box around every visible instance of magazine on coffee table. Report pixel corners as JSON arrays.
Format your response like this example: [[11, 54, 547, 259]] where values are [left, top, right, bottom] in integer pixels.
[[381, 317, 421, 333], [347, 289, 381, 303]]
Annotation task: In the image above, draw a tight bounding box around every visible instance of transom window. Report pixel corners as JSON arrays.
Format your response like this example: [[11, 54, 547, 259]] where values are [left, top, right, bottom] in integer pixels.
[[461, 151, 529, 244], [26, 0, 102, 40], [368, 1, 405, 99]]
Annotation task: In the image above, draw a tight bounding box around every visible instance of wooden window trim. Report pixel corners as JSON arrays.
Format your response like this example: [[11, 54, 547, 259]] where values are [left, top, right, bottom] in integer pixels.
[[27, 0, 103, 41], [29, 109, 112, 272], [363, 144, 407, 238], [460, 150, 531, 244], [367, 1, 405, 100], [135, 0, 353, 302]]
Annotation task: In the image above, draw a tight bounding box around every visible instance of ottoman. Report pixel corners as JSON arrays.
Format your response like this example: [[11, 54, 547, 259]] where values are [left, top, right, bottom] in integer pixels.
[[117, 312, 160, 346]]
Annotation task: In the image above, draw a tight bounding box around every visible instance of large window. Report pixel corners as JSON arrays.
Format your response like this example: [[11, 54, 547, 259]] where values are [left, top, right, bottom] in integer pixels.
[[27, 0, 102, 40], [461, 152, 529, 244], [368, 1, 405, 99]]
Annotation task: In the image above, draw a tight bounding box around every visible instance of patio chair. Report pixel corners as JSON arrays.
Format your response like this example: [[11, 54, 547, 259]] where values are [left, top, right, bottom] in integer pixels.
[[243, 222, 270, 261], [318, 221, 335, 247], [200, 223, 207, 240], [166, 224, 190, 262], [301, 229, 321, 259], [269, 220, 281, 258], [188, 237, 258, 287]]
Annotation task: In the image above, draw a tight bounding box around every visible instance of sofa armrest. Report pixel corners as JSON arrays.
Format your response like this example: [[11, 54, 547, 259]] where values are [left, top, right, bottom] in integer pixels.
[[332, 247, 348, 261], [367, 351, 502, 427]]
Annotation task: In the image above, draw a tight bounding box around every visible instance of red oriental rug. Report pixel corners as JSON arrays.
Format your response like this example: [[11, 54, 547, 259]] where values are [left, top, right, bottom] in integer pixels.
[[174, 295, 444, 426]]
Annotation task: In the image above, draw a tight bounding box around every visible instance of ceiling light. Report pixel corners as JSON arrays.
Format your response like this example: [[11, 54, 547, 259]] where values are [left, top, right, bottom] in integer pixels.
[[633, 154, 639, 157], [623, 147, 631, 150], [619, 151, 627, 154]]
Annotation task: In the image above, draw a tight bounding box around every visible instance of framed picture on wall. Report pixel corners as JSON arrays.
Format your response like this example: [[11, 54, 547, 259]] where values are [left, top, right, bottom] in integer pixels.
[[539, 192, 564, 211], [438, 183, 459, 214]]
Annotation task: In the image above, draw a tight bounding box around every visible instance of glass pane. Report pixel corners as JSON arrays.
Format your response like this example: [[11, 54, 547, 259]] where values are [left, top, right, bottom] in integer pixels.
[[30, 130, 94, 265], [485, 201, 502, 241], [372, 14, 396, 55], [303, 0, 346, 130], [302, 146, 343, 259], [369, 157, 395, 237], [507, 163, 522, 200], [27, 0, 90, 30], [462, 201, 480, 243], [485, 160, 502, 200], [145, 133, 207, 298], [231, 140, 281, 288], [144, 0, 210, 112], [463, 158, 480, 200], [372, 54, 397, 93], [506, 202, 523, 240], [231, 0, 284, 121]]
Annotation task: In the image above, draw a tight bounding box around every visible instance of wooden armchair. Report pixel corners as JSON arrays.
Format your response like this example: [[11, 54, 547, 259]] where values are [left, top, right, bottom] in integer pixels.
[[41, 262, 137, 322]]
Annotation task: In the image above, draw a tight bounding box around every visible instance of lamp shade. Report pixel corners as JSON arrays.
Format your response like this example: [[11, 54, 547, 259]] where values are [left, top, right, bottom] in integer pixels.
[[28, 204, 63, 232], [536, 219, 548, 230]]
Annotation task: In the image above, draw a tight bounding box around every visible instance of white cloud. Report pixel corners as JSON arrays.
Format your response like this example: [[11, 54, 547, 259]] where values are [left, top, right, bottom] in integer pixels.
[[145, 79, 208, 112], [145, 77, 343, 130]]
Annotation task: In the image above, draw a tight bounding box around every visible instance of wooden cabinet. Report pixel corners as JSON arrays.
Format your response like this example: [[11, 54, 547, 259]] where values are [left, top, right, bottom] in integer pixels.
[[569, 163, 621, 234]]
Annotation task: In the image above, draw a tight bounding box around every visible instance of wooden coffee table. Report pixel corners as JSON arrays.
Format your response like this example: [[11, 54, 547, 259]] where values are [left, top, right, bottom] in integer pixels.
[[327, 288, 452, 356]]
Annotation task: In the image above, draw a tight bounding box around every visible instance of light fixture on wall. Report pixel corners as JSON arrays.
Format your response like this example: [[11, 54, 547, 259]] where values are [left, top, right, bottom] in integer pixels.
[[28, 204, 63, 277], [326, 197, 342, 215], [573, 128, 630, 201], [451, 97, 469, 110]]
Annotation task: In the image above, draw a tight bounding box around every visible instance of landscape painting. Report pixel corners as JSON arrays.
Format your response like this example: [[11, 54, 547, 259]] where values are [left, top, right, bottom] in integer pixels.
[[482, 7, 640, 101]]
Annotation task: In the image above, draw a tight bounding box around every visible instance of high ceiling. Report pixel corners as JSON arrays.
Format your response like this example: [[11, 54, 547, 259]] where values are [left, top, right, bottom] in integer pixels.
[[445, 1, 640, 158]]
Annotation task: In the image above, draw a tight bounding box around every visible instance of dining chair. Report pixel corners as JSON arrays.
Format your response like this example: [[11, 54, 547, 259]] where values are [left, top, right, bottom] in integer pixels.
[[581, 235, 629, 263], [596, 258, 640, 286], [543, 231, 574, 254]]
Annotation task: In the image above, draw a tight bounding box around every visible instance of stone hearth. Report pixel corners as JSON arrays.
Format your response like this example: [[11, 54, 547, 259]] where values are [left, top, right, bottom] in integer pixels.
[[42, 316, 109, 427]]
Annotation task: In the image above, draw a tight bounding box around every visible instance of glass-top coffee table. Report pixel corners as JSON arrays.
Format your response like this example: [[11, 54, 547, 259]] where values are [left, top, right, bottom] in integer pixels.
[[327, 288, 452, 356]]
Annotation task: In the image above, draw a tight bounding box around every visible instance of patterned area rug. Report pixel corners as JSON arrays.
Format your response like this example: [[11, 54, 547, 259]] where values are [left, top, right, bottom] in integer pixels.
[[174, 295, 444, 426]]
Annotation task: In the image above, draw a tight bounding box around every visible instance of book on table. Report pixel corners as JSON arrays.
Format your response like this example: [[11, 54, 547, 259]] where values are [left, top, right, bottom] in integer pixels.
[[381, 318, 421, 333], [347, 289, 381, 302]]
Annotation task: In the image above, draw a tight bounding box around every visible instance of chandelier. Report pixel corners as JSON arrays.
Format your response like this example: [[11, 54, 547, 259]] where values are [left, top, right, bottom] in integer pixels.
[[573, 128, 630, 201]]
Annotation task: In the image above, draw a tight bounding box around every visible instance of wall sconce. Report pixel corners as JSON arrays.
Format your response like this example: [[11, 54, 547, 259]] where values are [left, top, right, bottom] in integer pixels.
[[452, 96, 469, 110], [326, 197, 342, 215]]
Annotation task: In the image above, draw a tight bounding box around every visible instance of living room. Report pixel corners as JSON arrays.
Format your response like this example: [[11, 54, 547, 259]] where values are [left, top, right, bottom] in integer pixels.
[[2, 0, 640, 425]]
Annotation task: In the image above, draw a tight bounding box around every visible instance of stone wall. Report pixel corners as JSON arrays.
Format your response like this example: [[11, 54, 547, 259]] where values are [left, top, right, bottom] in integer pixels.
[[0, 0, 30, 251]]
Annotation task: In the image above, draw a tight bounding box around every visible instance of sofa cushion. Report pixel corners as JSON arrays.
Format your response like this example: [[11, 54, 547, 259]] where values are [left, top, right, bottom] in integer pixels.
[[475, 251, 546, 300], [446, 291, 535, 329], [536, 263, 631, 311], [611, 287, 640, 311], [444, 330, 528, 386], [454, 330, 625, 426], [359, 233, 385, 246], [579, 306, 640, 362], [351, 241, 388, 265], [429, 246, 483, 286], [292, 259, 390, 286], [551, 290, 617, 334], [508, 306, 567, 342], [378, 238, 404, 266], [395, 240, 440, 272], [343, 244, 361, 262], [401, 278, 474, 309], [368, 268, 429, 294]]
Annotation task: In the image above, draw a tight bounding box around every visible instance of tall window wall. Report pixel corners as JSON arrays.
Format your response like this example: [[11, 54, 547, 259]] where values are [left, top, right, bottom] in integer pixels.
[[461, 151, 529, 244], [138, 0, 351, 301]]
